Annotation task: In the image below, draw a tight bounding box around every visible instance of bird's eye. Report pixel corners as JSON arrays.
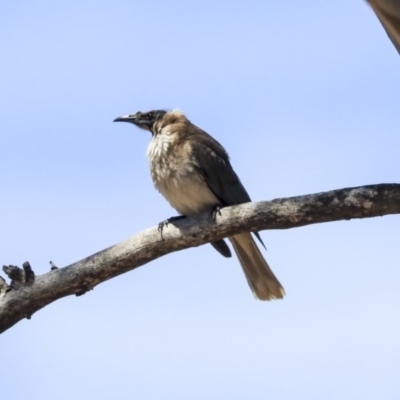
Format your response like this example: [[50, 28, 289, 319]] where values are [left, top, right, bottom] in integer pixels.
[[147, 113, 153, 120]]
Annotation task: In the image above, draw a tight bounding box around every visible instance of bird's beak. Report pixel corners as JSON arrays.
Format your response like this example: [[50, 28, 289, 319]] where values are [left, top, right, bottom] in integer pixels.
[[113, 114, 137, 123]]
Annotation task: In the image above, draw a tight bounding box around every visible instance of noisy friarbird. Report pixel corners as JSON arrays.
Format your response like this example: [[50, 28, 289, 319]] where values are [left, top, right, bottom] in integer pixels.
[[114, 110, 285, 300]]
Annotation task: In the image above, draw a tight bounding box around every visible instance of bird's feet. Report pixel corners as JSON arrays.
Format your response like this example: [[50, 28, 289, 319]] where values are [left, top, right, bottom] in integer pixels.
[[211, 206, 222, 223], [158, 215, 187, 238]]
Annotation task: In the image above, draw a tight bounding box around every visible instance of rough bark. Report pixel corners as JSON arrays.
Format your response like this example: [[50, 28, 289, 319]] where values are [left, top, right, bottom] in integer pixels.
[[1, 183, 399, 334]]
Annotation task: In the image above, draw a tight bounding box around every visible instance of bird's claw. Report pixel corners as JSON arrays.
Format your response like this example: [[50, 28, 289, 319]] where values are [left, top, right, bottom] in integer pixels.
[[158, 220, 169, 237], [158, 215, 186, 239], [211, 206, 222, 223]]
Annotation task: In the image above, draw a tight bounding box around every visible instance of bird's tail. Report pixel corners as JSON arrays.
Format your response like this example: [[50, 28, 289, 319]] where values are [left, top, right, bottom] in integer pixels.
[[229, 233, 285, 300]]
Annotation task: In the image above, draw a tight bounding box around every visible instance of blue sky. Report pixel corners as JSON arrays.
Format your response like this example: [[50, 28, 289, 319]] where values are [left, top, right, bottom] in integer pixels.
[[1, 1, 399, 399]]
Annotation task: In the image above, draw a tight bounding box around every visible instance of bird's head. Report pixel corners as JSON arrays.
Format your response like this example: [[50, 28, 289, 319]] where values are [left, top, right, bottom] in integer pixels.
[[113, 110, 167, 133]]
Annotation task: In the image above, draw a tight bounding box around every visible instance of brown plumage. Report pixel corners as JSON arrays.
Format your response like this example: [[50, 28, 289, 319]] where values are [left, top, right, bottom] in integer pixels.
[[114, 110, 285, 300]]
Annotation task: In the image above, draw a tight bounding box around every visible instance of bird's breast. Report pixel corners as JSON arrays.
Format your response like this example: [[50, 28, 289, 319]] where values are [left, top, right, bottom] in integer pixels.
[[146, 134, 219, 215]]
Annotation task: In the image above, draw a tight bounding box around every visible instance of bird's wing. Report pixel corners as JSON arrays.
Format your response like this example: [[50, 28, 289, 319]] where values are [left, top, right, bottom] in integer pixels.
[[368, 0, 400, 54], [190, 135, 266, 248], [190, 138, 251, 207]]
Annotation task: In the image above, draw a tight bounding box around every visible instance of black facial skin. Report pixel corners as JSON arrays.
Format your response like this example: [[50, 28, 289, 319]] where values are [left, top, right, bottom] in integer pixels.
[[113, 110, 167, 132]]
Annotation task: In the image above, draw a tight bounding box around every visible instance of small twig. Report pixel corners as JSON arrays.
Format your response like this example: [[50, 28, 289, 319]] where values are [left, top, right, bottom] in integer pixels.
[[50, 261, 58, 270], [3, 262, 35, 290]]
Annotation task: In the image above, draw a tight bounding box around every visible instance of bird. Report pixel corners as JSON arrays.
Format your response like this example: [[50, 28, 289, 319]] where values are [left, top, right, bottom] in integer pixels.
[[114, 109, 285, 300]]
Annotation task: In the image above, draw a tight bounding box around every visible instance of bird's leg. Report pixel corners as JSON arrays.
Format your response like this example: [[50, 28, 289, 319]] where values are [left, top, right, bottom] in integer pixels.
[[158, 215, 187, 238], [211, 205, 222, 223]]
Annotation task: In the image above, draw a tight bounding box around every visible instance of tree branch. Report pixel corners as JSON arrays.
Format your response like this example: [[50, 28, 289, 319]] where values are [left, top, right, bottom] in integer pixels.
[[1, 183, 399, 334]]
